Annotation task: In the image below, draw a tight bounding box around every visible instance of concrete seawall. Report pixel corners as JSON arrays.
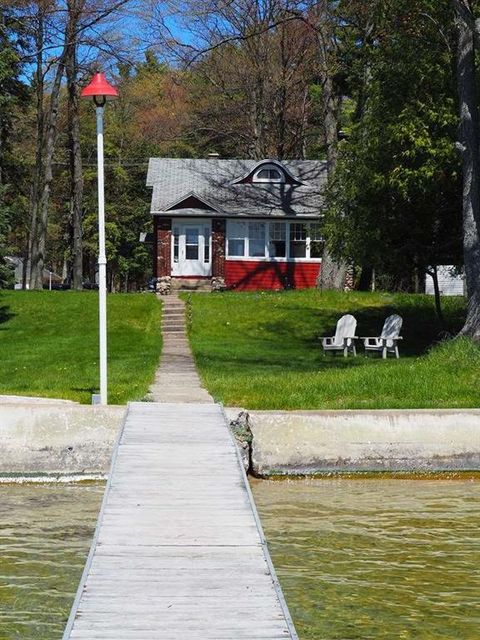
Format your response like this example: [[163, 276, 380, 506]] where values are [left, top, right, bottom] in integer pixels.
[[2, 400, 480, 477], [227, 409, 480, 476], [0, 399, 124, 476]]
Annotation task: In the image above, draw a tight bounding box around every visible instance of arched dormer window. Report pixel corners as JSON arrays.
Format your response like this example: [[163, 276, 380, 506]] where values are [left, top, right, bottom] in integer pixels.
[[252, 163, 285, 183]]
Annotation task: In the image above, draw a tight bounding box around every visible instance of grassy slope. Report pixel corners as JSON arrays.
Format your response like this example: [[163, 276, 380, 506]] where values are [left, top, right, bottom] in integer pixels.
[[0, 291, 161, 404], [185, 290, 480, 410]]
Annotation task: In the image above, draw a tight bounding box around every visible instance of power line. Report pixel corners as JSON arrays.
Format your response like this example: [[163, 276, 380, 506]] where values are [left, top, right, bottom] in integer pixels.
[[51, 161, 150, 167]]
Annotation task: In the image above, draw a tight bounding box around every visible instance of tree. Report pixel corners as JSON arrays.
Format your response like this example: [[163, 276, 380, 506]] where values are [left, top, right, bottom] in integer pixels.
[[26, 0, 134, 290], [153, 0, 318, 159], [452, 0, 480, 340], [0, 3, 30, 288], [324, 1, 462, 319], [65, 0, 86, 290], [28, 0, 66, 289]]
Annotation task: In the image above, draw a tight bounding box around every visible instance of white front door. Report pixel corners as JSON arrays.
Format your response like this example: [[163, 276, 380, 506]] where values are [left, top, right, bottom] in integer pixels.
[[172, 220, 212, 276]]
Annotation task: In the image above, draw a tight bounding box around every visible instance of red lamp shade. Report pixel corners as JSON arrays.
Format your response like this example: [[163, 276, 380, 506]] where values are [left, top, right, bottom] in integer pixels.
[[81, 72, 118, 100]]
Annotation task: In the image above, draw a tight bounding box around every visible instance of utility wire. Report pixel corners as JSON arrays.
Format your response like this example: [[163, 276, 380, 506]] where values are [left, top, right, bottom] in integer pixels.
[[51, 161, 149, 167]]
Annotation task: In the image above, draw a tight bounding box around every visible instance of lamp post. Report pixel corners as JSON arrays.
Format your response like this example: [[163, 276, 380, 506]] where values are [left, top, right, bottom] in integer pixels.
[[81, 72, 118, 405]]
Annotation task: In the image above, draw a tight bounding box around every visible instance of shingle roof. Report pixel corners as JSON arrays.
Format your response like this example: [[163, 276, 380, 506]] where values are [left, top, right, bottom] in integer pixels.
[[146, 158, 327, 219]]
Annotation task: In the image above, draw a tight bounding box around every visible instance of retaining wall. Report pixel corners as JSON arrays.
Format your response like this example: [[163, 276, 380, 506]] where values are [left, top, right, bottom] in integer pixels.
[[2, 402, 480, 477], [228, 409, 480, 476], [0, 400, 124, 476]]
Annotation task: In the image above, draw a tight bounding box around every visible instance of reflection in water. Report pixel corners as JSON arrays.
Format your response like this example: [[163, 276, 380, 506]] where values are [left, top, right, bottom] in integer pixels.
[[251, 478, 480, 640], [0, 483, 104, 639]]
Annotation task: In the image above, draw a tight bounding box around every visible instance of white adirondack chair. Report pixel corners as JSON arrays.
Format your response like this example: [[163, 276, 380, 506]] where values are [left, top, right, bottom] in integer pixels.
[[321, 314, 358, 357], [362, 314, 403, 359]]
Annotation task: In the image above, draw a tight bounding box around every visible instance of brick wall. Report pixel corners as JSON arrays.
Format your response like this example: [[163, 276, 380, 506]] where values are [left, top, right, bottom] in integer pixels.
[[212, 219, 226, 278], [155, 217, 172, 277]]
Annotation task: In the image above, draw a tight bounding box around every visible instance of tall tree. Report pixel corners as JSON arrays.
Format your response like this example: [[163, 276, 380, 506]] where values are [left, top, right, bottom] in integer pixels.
[[65, 0, 86, 290], [308, 0, 348, 289], [324, 0, 462, 313], [154, 0, 317, 158], [0, 3, 30, 287], [26, 0, 134, 289], [28, 1, 66, 289], [452, 0, 480, 340]]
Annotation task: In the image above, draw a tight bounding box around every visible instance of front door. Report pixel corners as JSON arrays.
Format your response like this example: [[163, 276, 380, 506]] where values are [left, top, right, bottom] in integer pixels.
[[172, 220, 212, 276]]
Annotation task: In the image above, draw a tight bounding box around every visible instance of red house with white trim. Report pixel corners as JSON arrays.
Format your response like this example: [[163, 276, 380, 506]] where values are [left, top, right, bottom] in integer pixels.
[[146, 158, 327, 291]]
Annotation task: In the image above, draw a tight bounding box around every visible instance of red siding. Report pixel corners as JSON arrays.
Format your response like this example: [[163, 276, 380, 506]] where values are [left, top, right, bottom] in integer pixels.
[[225, 260, 320, 290]]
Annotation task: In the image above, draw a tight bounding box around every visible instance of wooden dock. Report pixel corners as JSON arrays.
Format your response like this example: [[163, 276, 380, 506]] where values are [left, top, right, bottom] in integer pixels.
[[63, 402, 298, 639]]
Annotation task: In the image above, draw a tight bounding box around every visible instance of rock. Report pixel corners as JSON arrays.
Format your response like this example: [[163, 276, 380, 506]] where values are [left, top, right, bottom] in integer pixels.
[[156, 276, 171, 295], [211, 276, 227, 292], [229, 411, 253, 473]]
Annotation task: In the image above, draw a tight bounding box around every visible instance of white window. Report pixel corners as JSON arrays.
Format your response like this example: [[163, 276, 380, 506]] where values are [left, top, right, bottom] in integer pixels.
[[309, 223, 324, 258], [227, 221, 247, 256], [226, 220, 323, 260], [289, 223, 308, 258], [248, 222, 266, 257], [269, 222, 286, 258], [204, 227, 211, 263], [252, 164, 285, 183], [173, 226, 180, 263]]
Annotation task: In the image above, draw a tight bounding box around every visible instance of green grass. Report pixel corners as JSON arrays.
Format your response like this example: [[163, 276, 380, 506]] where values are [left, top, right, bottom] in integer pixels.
[[0, 290, 161, 404], [184, 289, 480, 410]]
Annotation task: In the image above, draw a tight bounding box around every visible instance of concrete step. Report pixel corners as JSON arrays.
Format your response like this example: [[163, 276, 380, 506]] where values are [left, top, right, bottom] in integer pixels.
[[171, 278, 211, 292]]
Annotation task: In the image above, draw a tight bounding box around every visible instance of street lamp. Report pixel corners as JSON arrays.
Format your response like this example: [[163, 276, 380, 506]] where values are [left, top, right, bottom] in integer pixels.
[[81, 72, 118, 405]]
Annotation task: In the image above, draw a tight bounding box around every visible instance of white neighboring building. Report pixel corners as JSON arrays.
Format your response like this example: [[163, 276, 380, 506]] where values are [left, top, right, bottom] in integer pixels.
[[425, 266, 465, 296]]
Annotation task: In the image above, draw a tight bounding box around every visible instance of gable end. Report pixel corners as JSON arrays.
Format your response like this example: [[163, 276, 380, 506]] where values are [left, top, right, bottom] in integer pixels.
[[166, 194, 217, 212]]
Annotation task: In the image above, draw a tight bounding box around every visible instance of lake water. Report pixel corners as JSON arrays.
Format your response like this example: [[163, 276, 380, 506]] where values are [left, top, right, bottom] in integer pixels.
[[251, 478, 480, 640], [1, 479, 479, 639], [0, 483, 104, 639]]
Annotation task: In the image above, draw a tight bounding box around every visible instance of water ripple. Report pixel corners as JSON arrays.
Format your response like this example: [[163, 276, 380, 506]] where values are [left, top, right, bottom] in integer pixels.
[[251, 478, 480, 640], [0, 483, 104, 639]]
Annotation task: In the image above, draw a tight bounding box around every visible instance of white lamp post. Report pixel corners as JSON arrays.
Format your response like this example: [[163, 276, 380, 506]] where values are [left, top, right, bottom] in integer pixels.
[[81, 72, 118, 405]]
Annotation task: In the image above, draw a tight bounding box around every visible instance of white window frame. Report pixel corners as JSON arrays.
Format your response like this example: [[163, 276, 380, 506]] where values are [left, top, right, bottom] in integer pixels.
[[226, 220, 323, 262], [252, 164, 286, 184]]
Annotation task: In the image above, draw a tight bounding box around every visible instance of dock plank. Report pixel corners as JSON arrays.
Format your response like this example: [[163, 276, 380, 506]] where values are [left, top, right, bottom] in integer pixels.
[[63, 402, 297, 639]]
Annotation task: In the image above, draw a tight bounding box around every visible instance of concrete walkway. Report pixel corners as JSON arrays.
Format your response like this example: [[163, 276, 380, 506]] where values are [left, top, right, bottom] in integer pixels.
[[149, 294, 213, 404]]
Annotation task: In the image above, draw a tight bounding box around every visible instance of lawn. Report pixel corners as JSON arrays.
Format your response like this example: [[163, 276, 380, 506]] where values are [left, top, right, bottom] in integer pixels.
[[0, 290, 161, 404], [184, 289, 480, 410]]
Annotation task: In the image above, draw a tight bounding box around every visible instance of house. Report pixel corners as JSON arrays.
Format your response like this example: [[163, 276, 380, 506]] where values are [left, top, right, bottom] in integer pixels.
[[5, 256, 63, 290], [146, 158, 327, 291], [425, 266, 465, 297]]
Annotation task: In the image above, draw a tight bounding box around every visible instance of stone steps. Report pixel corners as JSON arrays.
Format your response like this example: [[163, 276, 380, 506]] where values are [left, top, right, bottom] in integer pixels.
[[149, 293, 213, 404], [171, 278, 211, 292]]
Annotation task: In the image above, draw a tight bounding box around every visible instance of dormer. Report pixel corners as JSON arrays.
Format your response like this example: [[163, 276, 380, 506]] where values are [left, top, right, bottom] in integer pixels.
[[252, 163, 285, 183], [232, 160, 303, 185]]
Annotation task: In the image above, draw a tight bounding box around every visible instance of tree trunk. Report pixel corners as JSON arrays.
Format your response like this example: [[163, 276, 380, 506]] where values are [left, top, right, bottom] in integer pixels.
[[314, 3, 347, 291], [319, 67, 347, 289], [453, 0, 480, 340], [28, 6, 44, 290], [429, 266, 446, 329], [358, 265, 373, 291], [66, 0, 85, 290], [29, 55, 65, 289]]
